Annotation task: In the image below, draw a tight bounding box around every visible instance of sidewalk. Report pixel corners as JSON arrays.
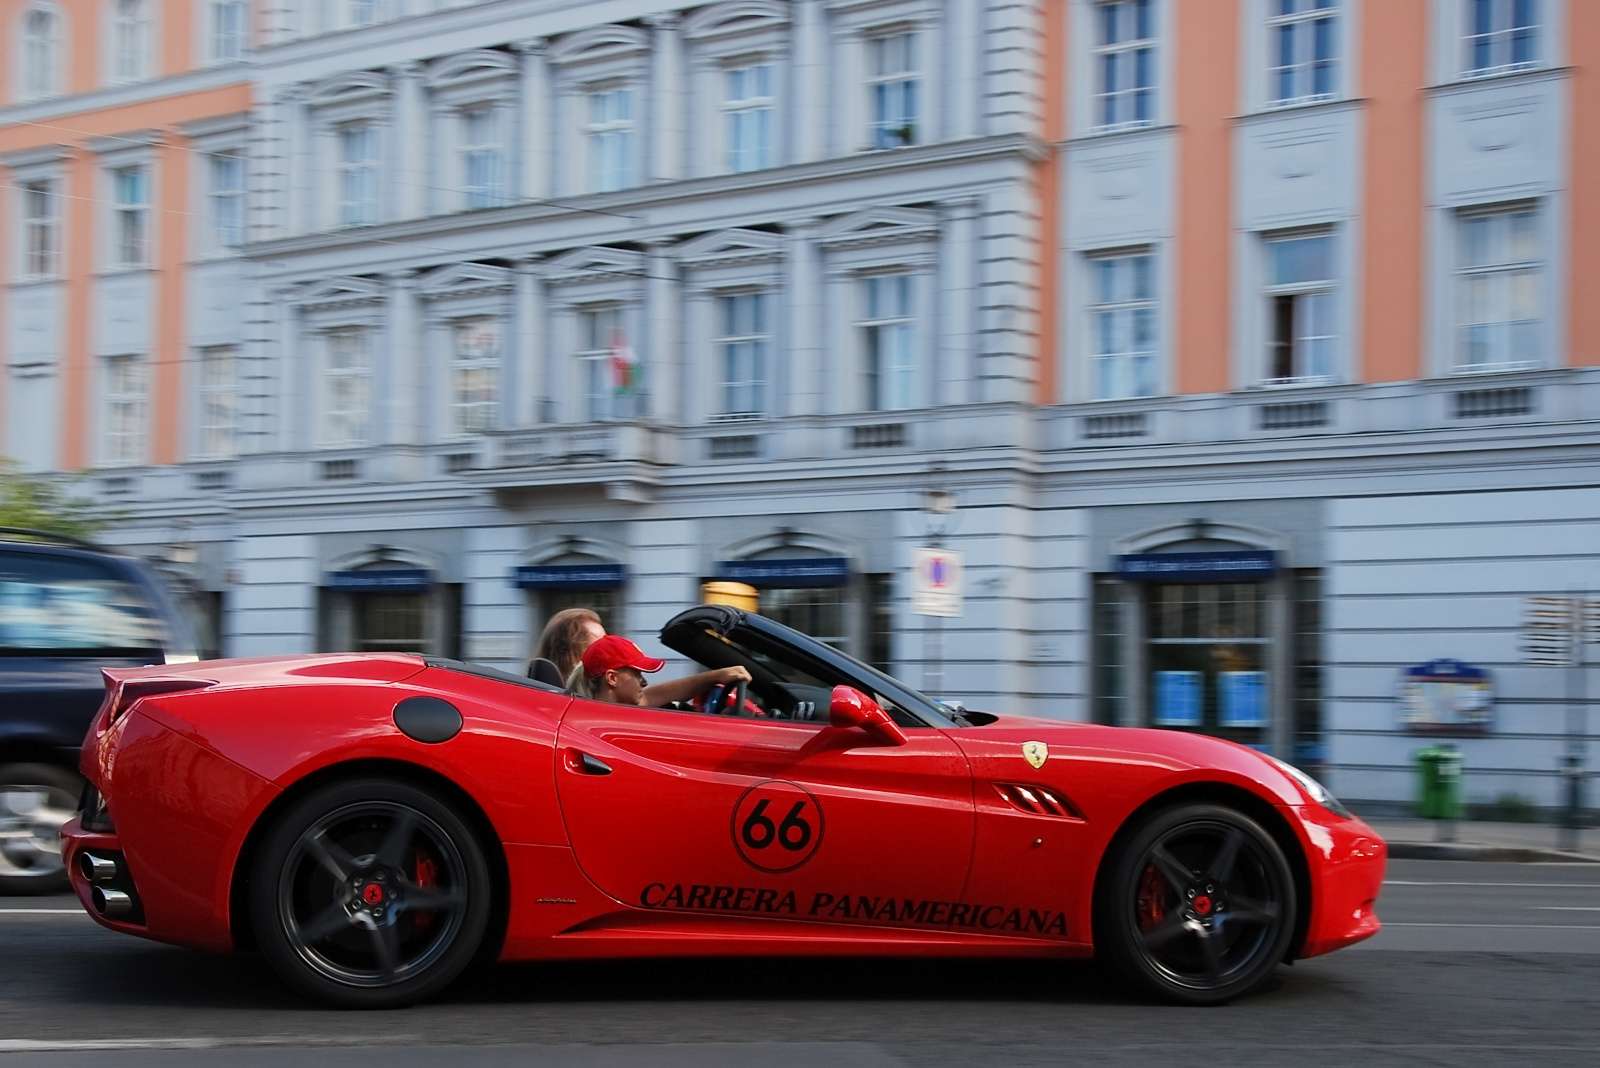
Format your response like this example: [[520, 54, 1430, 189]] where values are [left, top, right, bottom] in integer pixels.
[[1363, 816, 1600, 862]]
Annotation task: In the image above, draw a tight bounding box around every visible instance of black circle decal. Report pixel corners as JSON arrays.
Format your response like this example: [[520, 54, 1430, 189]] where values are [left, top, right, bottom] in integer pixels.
[[393, 696, 463, 743], [731, 780, 824, 873]]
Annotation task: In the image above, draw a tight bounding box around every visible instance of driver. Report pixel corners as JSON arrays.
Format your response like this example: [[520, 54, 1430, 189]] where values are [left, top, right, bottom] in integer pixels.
[[575, 634, 753, 709]]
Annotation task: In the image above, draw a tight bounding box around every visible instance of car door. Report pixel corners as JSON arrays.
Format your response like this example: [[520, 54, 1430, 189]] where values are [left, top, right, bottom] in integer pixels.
[[555, 697, 974, 932]]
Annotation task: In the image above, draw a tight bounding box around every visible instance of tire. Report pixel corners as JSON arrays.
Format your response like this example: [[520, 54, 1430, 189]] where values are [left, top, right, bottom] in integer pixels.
[[0, 763, 82, 895], [1096, 802, 1296, 1006], [249, 777, 492, 1008]]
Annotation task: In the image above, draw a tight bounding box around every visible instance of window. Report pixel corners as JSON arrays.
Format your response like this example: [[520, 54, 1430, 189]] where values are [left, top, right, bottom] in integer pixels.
[[1464, 0, 1538, 76], [1456, 205, 1540, 371], [1088, 252, 1157, 399], [110, 0, 150, 84], [1147, 582, 1270, 742], [725, 64, 773, 172], [717, 292, 768, 420], [578, 306, 628, 422], [197, 345, 239, 459], [460, 107, 505, 210], [209, 153, 246, 250], [586, 88, 634, 193], [22, 180, 59, 280], [21, 8, 61, 102], [761, 587, 847, 651], [112, 166, 150, 268], [1263, 232, 1334, 382], [1094, 0, 1156, 129], [1268, 0, 1337, 105], [321, 328, 371, 446], [861, 274, 915, 411], [868, 33, 919, 149], [104, 354, 148, 466], [337, 124, 380, 226], [451, 317, 499, 434], [349, 0, 383, 27], [209, 1, 248, 63]]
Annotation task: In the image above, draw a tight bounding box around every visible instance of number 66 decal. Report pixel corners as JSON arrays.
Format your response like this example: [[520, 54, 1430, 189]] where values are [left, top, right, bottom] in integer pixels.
[[731, 780, 825, 872]]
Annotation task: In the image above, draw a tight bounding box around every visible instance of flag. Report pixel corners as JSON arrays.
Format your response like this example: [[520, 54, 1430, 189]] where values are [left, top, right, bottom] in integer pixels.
[[609, 331, 638, 395]]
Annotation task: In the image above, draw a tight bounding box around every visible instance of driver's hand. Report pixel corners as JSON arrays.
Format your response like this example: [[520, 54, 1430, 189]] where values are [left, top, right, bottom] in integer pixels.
[[709, 666, 753, 686]]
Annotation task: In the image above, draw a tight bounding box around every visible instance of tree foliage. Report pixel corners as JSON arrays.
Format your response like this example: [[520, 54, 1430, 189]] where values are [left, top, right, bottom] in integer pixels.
[[0, 459, 105, 540]]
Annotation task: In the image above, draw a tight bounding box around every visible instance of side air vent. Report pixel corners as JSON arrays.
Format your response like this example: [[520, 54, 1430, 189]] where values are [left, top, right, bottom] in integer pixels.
[[992, 782, 1084, 820]]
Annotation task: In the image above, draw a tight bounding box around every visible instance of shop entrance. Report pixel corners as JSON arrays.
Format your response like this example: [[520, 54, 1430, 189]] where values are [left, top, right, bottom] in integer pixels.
[[1146, 582, 1269, 746]]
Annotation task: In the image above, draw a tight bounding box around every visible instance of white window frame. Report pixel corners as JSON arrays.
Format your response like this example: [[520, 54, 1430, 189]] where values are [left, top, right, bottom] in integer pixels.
[[106, 0, 153, 86], [19, 178, 61, 281], [459, 105, 506, 210], [1462, 0, 1541, 77], [866, 31, 920, 149], [858, 273, 917, 412], [449, 316, 501, 434], [305, 73, 394, 231], [1259, 228, 1338, 385], [1091, 0, 1159, 131], [208, 151, 247, 251], [204, 1, 249, 65], [424, 51, 520, 215], [1432, 0, 1562, 83], [196, 344, 240, 459], [347, 0, 385, 29], [1265, 0, 1340, 107], [583, 84, 636, 194], [714, 290, 770, 420], [336, 123, 381, 227], [1451, 201, 1543, 373], [576, 304, 630, 423], [723, 62, 775, 173], [102, 353, 149, 467], [319, 327, 372, 447], [16, 3, 64, 103], [1085, 249, 1159, 400], [109, 163, 151, 269], [682, 3, 791, 180]]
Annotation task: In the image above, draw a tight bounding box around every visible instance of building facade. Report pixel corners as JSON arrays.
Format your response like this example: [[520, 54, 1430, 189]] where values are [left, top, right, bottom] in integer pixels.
[[2, 0, 1597, 814]]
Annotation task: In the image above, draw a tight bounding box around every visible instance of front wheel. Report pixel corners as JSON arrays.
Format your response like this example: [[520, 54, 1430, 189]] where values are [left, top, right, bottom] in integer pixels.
[[250, 778, 492, 1008], [1097, 803, 1296, 1005]]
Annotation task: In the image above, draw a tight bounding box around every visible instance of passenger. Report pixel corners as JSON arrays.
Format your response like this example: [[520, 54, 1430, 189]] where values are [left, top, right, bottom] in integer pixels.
[[534, 608, 605, 682], [573, 634, 753, 709]]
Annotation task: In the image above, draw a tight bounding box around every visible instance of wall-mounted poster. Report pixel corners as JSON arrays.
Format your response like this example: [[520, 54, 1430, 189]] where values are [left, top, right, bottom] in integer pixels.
[[1154, 671, 1203, 727], [1219, 671, 1267, 728], [1397, 659, 1494, 736]]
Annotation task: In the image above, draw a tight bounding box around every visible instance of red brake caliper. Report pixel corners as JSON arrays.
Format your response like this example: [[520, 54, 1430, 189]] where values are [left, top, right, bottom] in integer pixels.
[[1135, 863, 1170, 931], [411, 851, 439, 931]]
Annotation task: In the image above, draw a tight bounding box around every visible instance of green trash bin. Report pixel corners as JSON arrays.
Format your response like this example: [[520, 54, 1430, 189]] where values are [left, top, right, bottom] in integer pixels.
[[1415, 746, 1464, 820]]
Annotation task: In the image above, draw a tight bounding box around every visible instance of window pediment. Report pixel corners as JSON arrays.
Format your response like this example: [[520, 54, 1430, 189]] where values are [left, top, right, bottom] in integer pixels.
[[816, 206, 939, 252], [683, 1, 790, 44], [425, 49, 518, 92], [305, 71, 391, 109], [549, 25, 650, 68], [676, 228, 784, 270], [542, 246, 646, 288], [296, 275, 386, 312], [418, 262, 515, 302]]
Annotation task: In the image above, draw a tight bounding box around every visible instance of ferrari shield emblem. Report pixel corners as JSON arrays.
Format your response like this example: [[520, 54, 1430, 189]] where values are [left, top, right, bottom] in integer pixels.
[[1022, 741, 1048, 769]]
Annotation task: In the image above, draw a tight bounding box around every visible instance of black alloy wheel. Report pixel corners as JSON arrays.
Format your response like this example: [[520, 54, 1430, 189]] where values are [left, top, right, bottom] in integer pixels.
[[1097, 803, 1296, 1005], [250, 778, 491, 1008]]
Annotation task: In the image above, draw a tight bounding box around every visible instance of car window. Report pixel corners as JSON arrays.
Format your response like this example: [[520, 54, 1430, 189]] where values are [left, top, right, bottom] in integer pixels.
[[0, 551, 164, 656]]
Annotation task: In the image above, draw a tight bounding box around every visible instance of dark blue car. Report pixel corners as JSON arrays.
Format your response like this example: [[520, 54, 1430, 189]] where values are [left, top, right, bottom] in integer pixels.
[[0, 529, 196, 893]]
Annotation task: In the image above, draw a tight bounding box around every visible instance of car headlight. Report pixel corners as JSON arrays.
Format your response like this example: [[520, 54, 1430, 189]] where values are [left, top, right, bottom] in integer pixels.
[[1268, 756, 1352, 819]]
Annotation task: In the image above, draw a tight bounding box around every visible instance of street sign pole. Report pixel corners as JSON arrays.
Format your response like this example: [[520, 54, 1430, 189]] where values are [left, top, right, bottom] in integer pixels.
[[1524, 594, 1591, 854]]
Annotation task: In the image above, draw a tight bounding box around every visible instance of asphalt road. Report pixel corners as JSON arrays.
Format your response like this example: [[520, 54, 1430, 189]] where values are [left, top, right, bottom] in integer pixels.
[[1, 859, 1598, 1067]]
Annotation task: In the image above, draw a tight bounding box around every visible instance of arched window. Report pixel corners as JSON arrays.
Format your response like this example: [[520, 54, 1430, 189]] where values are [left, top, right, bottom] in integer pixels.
[[20, 7, 62, 101], [111, 0, 150, 84]]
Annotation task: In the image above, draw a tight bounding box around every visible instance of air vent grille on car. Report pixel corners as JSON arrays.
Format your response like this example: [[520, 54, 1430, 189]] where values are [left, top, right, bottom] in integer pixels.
[[992, 782, 1084, 820]]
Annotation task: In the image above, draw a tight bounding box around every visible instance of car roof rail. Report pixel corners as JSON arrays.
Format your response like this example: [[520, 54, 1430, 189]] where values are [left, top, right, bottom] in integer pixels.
[[0, 526, 107, 552]]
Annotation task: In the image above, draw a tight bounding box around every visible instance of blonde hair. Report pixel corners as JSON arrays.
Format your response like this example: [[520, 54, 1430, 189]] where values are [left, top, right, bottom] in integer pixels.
[[565, 661, 595, 699], [537, 608, 603, 681]]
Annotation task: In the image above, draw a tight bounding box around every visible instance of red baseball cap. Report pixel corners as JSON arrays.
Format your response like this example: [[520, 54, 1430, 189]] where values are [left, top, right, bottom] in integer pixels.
[[581, 634, 666, 677]]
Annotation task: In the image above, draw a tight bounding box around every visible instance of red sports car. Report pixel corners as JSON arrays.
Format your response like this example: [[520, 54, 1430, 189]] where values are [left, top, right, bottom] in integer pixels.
[[62, 605, 1385, 1008]]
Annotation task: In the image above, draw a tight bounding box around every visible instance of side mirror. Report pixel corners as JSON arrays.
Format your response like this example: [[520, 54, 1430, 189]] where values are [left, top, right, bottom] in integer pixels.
[[829, 685, 908, 746]]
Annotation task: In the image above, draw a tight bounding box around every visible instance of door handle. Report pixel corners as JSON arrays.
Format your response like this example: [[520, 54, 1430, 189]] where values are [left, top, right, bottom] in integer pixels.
[[566, 749, 612, 776]]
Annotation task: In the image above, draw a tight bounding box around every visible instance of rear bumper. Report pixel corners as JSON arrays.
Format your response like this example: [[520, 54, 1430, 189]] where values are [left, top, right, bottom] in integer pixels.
[[60, 817, 153, 939], [1292, 805, 1387, 958]]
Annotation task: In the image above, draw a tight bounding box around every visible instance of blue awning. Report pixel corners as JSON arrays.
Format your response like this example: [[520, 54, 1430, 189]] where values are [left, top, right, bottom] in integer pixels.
[[715, 557, 852, 588], [513, 564, 627, 590], [1113, 550, 1278, 582]]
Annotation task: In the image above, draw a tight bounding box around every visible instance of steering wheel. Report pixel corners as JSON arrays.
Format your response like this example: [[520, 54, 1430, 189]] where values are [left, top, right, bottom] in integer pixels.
[[724, 679, 748, 716]]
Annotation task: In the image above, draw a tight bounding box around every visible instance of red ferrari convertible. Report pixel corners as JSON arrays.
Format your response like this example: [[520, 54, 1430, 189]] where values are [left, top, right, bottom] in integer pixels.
[[62, 605, 1385, 1008]]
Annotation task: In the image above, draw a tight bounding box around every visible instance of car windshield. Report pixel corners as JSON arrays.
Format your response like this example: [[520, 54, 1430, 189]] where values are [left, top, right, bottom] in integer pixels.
[[0, 551, 165, 656]]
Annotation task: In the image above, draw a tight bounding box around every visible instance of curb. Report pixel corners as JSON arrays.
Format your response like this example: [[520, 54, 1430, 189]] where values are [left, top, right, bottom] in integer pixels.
[[1387, 842, 1600, 863]]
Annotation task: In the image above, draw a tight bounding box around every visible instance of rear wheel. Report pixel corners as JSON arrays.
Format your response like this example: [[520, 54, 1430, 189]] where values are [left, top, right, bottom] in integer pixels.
[[0, 763, 81, 895], [1097, 803, 1296, 1005], [250, 778, 491, 1008]]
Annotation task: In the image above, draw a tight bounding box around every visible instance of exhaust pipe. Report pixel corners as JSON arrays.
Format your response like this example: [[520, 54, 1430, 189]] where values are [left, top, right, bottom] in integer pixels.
[[78, 852, 118, 885], [91, 887, 133, 919]]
